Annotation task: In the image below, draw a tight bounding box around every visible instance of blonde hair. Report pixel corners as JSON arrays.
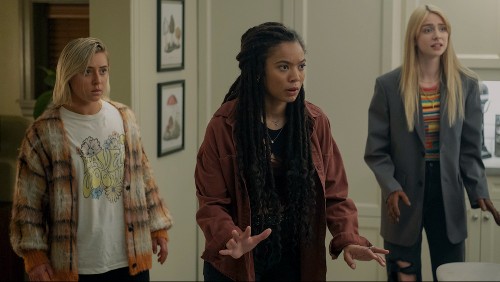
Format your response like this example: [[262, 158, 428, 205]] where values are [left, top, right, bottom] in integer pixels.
[[400, 4, 477, 131], [52, 37, 111, 106]]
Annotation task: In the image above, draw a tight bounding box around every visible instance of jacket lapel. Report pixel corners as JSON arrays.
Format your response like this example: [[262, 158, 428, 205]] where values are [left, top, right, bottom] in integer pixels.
[[439, 82, 449, 148], [415, 100, 426, 147]]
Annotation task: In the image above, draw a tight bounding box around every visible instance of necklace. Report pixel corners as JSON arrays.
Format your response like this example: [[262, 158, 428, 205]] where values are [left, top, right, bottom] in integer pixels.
[[270, 119, 280, 127], [268, 127, 284, 144]]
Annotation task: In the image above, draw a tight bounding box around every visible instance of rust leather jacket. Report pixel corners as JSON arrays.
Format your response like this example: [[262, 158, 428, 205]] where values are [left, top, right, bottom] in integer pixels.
[[195, 99, 370, 281]]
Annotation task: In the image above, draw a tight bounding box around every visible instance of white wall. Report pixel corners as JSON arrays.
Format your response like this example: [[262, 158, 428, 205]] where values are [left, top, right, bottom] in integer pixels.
[[197, 0, 286, 133], [0, 0, 23, 116], [90, 0, 131, 106]]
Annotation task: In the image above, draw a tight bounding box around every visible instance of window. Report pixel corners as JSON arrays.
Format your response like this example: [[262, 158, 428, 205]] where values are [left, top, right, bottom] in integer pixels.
[[21, 0, 89, 117]]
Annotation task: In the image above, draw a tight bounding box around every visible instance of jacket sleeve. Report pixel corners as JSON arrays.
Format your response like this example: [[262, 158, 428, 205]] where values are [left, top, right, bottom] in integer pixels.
[[364, 78, 403, 202], [10, 126, 51, 272], [195, 119, 241, 258], [316, 114, 371, 258], [460, 79, 489, 207]]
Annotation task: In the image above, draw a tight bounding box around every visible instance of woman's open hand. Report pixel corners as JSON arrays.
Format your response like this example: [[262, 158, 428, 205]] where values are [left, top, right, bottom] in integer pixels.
[[219, 226, 272, 259], [342, 244, 389, 270]]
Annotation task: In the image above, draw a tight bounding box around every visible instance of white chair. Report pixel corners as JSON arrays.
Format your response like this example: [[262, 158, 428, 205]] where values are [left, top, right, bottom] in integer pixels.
[[436, 262, 500, 281]]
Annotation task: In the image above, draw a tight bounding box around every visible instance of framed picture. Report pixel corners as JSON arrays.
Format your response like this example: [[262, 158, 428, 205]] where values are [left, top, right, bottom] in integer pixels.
[[157, 0, 185, 71], [157, 80, 185, 157]]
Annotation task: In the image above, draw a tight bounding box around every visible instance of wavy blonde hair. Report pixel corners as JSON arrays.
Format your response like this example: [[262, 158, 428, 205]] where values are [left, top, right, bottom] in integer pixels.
[[400, 4, 477, 131], [52, 37, 111, 106]]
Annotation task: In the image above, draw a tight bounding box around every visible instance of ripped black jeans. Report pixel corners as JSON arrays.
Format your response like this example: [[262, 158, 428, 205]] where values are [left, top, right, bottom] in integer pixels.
[[384, 161, 465, 281]]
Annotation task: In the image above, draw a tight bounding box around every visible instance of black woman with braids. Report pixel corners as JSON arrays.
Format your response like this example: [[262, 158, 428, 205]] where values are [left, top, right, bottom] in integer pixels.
[[195, 22, 388, 281]]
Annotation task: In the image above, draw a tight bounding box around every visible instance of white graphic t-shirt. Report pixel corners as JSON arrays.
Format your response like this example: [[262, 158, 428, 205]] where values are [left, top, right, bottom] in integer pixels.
[[60, 101, 128, 274]]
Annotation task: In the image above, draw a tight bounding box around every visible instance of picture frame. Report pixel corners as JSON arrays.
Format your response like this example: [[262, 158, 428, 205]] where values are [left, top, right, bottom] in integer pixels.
[[157, 0, 185, 71], [157, 80, 185, 157]]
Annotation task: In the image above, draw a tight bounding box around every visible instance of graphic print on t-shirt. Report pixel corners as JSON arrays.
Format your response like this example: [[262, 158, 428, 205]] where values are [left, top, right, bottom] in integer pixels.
[[77, 131, 126, 202]]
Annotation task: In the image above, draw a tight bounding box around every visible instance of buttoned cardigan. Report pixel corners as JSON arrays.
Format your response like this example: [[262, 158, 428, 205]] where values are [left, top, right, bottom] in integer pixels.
[[10, 101, 173, 281]]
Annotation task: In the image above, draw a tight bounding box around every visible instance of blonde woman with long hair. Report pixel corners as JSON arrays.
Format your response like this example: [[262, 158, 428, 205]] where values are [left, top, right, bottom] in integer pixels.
[[365, 4, 500, 281]]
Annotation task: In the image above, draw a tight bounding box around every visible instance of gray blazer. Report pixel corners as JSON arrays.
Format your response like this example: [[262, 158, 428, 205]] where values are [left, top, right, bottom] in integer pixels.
[[364, 67, 489, 246]]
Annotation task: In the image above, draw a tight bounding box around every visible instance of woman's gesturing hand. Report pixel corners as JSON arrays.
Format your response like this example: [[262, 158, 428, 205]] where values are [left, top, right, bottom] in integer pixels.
[[387, 190, 411, 224], [342, 245, 389, 270], [219, 226, 272, 259], [478, 198, 500, 226]]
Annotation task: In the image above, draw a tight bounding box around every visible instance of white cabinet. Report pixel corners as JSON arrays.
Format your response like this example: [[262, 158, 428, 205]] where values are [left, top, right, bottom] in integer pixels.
[[465, 176, 500, 263]]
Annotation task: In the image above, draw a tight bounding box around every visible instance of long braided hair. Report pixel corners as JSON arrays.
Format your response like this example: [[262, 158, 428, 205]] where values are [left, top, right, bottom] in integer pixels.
[[223, 22, 317, 248]]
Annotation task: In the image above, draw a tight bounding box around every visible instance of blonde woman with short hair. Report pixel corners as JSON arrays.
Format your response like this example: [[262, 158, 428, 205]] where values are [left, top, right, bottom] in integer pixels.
[[10, 37, 173, 281]]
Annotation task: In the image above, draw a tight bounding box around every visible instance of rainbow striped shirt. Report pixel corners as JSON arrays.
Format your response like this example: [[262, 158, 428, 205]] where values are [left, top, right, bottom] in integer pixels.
[[420, 85, 440, 161]]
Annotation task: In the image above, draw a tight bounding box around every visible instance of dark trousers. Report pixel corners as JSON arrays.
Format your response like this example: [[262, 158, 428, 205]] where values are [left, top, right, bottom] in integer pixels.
[[385, 161, 465, 282], [203, 252, 300, 281], [79, 267, 149, 282]]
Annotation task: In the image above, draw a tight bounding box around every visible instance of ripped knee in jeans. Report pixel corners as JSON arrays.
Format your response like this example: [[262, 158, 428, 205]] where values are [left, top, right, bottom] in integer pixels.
[[387, 259, 418, 281]]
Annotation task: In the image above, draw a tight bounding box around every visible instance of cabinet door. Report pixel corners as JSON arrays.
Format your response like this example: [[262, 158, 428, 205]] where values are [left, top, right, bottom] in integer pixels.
[[482, 177, 500, 262], [466, 201, 482, 262], [480, 199, 500, 263], [465, 204, 500, 263], [468, 176, 500, 263], [486, 176, 500, 201]]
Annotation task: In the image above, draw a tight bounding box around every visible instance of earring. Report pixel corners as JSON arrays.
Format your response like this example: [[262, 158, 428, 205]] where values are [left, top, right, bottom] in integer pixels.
[[257, 76, 260, 83]]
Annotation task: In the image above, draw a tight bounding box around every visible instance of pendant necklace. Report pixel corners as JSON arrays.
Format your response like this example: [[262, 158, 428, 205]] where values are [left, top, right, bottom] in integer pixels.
[[268, 127, 284, 144]]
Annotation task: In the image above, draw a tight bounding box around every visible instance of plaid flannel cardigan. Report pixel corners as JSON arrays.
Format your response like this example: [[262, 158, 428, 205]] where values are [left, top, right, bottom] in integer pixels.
[[10, 101, 173, 281]]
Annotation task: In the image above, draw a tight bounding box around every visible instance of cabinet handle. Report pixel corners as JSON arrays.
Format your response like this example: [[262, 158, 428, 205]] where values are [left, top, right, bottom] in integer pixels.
[[483, 214, 490, 221], [472, 214, 479, 221]]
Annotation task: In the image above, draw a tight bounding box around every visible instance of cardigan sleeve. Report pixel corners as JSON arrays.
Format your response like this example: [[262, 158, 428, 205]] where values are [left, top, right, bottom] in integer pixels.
[[10, 125, 51, 271], [141, 144, 173, 233], [118, 102, 175, 235]]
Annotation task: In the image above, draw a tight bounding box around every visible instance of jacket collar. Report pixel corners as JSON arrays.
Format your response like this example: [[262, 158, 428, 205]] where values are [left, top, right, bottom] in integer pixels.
[[213, 98, 320, 127]]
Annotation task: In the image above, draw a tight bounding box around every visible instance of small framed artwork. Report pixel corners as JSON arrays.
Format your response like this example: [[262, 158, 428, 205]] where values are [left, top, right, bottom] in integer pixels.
[[157, 0, 185, 71], [157, 80, 185, 157]]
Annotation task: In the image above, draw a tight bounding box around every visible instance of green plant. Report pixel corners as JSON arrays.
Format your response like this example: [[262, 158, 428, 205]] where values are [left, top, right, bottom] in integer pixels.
[[33, 66, 56, 119]]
